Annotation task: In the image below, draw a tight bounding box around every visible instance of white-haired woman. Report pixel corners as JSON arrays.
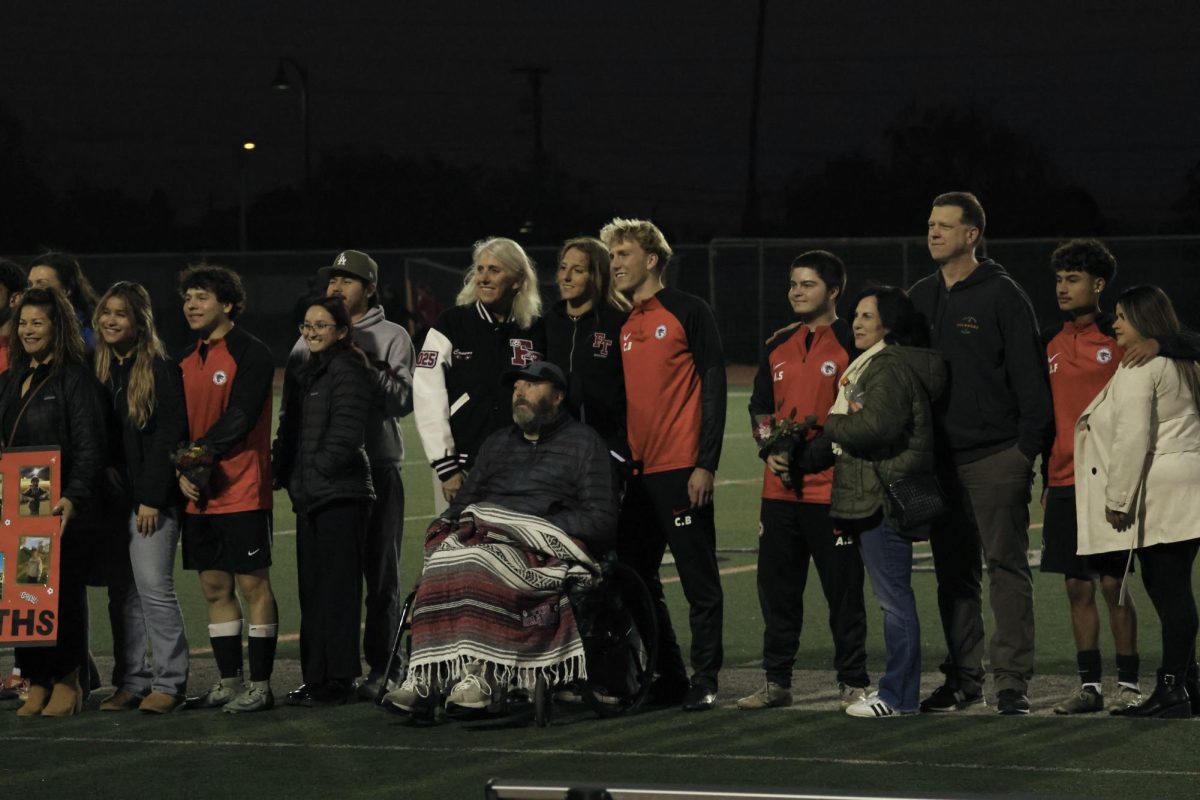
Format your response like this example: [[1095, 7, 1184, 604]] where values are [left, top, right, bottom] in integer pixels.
[[414, 237, 546, 512]]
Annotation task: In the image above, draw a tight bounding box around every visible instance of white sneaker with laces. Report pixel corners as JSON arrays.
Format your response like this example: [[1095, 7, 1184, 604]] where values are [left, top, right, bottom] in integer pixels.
[[446, 663, 494, 709], [385, 674, 432, 712], [846, 691, 902, 718], [222, 682, 274, 714]]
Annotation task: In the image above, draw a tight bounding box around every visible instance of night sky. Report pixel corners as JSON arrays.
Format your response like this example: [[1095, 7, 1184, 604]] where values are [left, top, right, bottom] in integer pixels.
[[5, 1, 1200, 241]]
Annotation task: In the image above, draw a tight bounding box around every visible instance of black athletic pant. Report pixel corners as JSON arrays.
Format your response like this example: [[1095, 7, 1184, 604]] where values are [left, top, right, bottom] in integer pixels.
[[361, 465, 404, 675], [297, 500, 370, 684], [1137, 539, 1200, 678], [757, 499, 869, 688], [617, 468, 724, 688]]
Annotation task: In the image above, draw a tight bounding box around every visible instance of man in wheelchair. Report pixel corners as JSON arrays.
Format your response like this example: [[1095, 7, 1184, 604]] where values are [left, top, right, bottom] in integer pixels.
[[386, 361, 618, 714]]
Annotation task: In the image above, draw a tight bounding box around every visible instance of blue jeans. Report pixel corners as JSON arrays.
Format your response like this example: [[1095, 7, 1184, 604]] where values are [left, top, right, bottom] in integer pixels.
[[108, 508, 190, 695], [858, 519, 920, 713]]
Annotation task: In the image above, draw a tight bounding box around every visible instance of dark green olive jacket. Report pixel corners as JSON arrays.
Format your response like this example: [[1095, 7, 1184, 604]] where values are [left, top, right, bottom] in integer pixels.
[[823, 345, 946, 522]]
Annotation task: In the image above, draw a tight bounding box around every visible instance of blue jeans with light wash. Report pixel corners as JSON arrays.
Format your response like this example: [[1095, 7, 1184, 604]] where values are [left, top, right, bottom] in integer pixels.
[[108, 508, 189, 696], [858, 518, 920, 713]]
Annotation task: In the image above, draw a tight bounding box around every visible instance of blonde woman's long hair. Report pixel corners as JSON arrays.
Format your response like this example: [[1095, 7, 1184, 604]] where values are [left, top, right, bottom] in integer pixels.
[[455, 237, 541, 330], [558, 236, 631, 313], [93, 281, 167, 430]]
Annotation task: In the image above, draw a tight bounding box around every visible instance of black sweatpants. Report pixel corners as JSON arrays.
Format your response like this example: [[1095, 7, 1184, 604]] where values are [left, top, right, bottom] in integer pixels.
[[1137, 539, 1200, 677], [16, 529, 89, 683], [297, 500, 371, 684], [757, 499, 868, 688], [617, 468, 724, 687], [361, 465, 404, 675]]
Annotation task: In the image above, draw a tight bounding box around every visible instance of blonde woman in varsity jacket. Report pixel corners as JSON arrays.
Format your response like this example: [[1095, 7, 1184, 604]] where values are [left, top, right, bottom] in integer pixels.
[[413, 238, 545, 514]]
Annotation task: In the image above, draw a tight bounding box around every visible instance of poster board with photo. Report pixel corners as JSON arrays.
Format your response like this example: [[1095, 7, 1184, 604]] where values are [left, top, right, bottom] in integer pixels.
[[0, 446, 62, 645]]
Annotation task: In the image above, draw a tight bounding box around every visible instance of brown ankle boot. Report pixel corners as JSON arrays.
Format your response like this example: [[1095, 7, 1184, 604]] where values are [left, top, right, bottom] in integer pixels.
[[16, 684, 50, 717], [42, 670, 83, 717]]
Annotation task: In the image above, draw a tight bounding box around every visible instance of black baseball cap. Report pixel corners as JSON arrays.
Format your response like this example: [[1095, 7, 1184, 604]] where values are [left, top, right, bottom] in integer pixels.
[[502, 360, 567, 391], [317, 250, 378, 284]]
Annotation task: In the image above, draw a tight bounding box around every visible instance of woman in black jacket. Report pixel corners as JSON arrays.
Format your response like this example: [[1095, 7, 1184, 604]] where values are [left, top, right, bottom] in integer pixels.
[[273, 296, 375, 705], [1, 288, 107, 717], [545, 236, 630, 461], [92, 282, 190, 714]]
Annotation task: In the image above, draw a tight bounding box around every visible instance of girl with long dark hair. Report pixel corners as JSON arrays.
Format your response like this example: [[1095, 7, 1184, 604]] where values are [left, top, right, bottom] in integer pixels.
[[1, 288, 106, 716], [273, 296, 375, 705], [1077, 284, 1200, 718]]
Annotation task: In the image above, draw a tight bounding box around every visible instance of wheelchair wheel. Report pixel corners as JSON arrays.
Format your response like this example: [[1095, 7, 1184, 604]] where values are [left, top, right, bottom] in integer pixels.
[[375, 588, 417, 709], [533, 674, 551, 727], [581, 560, 658, 718]]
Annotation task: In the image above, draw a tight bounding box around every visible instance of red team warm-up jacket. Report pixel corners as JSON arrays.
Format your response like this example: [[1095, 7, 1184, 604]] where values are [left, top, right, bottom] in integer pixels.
[[749, 319, 855, 505]]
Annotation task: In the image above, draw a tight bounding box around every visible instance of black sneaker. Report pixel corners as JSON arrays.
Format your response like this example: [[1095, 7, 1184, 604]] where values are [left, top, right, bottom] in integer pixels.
[[919, 684, 985, 713], [681, 680, 717, 712], [996, 688, 1031, 715]]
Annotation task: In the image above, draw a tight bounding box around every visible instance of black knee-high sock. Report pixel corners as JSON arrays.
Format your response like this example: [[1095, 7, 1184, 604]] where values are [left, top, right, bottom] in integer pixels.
[[209, 620, 243, 679], [248, 623, 278, 683]]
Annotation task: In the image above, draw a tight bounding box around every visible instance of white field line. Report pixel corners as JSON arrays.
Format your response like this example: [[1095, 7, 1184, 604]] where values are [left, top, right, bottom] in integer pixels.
[[2, 735, 1197, 779]]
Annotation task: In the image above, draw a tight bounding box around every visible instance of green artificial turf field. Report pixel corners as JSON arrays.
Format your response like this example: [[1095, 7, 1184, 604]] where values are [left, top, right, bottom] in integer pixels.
[[2, 381, 1199, 800]]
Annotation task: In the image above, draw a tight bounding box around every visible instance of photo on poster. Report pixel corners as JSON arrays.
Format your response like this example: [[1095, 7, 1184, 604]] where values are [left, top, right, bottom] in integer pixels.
[[0, 550, 5, 600], [19, 466, 52, 517], [17, 536, 51, 585]]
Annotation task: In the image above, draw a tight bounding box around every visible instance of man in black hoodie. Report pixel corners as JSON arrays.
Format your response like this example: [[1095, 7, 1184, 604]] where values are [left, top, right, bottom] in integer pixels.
[[908, 192, 1053, 716]]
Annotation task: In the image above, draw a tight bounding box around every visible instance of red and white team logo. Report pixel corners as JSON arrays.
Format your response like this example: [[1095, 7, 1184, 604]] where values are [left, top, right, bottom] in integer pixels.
[[1096, 347, 1113, 364], [820, 360, 837, 377], [416, 350, 438, 368], [654, 324, 668, 340], [510, 338, 538, 366], [212, 370, 228, 385], [592, 332, 613, 357]]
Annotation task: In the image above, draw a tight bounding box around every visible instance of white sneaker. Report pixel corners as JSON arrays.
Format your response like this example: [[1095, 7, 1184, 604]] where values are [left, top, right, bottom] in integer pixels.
[[846, 691, 901, 718], [222, 682, 274, 714], [187, 676, 243, 709], [385, 674, 433, 712], [838, 682, 868, 710], [446, 663, 493, 709]]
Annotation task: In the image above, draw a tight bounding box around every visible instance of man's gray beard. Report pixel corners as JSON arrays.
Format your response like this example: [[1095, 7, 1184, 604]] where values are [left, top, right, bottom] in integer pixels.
[[513, 398, 559, 435]]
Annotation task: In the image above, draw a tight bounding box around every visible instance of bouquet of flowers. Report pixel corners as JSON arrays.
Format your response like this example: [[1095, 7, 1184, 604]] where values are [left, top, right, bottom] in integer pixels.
[[754, 407, 819, 488], [172, 442, 216, 491]]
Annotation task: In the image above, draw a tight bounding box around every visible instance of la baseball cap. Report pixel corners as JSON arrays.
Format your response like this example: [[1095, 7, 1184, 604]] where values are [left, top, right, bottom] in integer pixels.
[[502, 360, 567, 391], [318, 250, 378, 284]]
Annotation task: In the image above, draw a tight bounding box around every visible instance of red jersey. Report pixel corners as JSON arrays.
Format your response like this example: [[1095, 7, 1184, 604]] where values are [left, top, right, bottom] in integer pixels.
[[750, 320, 854, 504], [0, 337, 8, 374], [1044, 315, 1121, 488], [621, 288, 726, 475], [178, 325, 274, 514]]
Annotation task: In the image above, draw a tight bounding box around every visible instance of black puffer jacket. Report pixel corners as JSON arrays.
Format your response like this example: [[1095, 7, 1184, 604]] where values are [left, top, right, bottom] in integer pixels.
[[273, 347, 375, 513], [447, 412, 618, 551], [102, 355, 189, 510]]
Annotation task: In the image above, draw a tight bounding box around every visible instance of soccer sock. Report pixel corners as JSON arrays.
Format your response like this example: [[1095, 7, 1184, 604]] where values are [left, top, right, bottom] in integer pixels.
[[1116, 653, 1141, 688], [1077, 649, 1102, 688], [208, 620, 244, 679], [248, 623, 278, 683]]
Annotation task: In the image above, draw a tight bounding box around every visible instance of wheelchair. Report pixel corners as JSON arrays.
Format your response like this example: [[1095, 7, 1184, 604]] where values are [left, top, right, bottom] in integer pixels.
[[375, 553, 658, 727]]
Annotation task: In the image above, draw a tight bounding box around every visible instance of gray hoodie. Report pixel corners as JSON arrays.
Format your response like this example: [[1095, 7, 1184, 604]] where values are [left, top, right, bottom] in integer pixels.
[[288, 304, 415, 466]]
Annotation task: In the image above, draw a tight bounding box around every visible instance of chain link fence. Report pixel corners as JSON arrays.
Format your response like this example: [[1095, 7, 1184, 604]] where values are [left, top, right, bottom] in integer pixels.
[[7, 236, 1198, 365]]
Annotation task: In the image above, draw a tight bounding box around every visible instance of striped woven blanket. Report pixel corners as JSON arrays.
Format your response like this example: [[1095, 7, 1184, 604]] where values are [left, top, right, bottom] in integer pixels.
[[408, 503, 600, 691]]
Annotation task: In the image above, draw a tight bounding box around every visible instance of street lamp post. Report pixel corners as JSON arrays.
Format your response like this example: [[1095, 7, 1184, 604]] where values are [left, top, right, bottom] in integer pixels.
[[271, 58, 310, 185]]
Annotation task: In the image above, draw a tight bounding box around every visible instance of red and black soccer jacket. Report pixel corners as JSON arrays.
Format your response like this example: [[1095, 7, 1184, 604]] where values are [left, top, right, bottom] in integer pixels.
[[750, 319, 854, 505], [178, 325, 274, 515], [1041, 314, 1121, 490], [414, 300, 547, 479], [621, 287, 726, 475]]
